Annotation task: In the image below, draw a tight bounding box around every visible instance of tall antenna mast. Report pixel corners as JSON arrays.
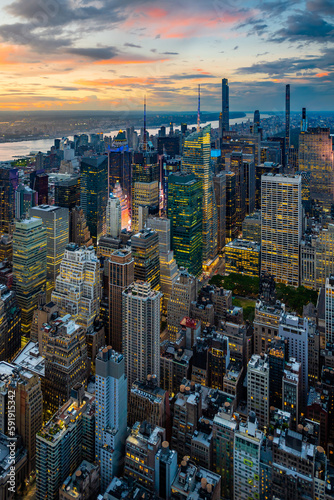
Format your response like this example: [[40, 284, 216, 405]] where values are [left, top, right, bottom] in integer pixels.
[[143, 95, 147, 152], [197, 84, 201, 132]]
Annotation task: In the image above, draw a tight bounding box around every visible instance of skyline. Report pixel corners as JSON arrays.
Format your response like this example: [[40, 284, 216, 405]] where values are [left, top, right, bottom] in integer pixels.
[[0, 0, 332, 111]]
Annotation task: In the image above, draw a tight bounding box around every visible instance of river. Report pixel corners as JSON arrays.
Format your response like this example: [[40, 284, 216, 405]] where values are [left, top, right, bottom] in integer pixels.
[[0, 113, 268, 161]]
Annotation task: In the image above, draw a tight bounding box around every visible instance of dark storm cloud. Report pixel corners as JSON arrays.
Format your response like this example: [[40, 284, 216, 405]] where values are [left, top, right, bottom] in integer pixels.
[[0, 22, 73, 50], [66, 47, 118, 60], [272, 12, 334, 43]]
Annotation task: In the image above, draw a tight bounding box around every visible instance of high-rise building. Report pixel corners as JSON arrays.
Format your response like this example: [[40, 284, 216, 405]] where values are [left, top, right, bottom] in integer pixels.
[[106, 248, 134, 352], [146, 217, 179, 305], [225, 239, 260, 277], [282, 357, 301, 427], [15, 185, 38, 220], [222, 78, 229, 134], [95, 347, 127, 491], [167, 269, 198, 342], [268, 338, 285, 409], [247, 354, 270, 429], [54, 175, 80, 210], [59, 461, 100, 500], [254, 109, 260, 131], [36, 385, 95, 500], [129, 377, 170, 432], [213, 172, 226, 253], [225, 171, 237, 242], [167, 172, 203, 277], [242, 210, 261, 243], [0, 362, 43, 473], [106, 193, 121, 238], [122, 281, 162, 389], [225, 152, 246, 229], [255, 161, 283, 209], [13, 218, 47, 339], [131, 229, 160, 291], [80, 156, 108, 246], [51, 244, 100, 330], [285, 84, 290, 166], [155, 441, 178, 500], [43, 315, 88, 417], [234, 413, 263, 500], [132, 153, 159, 233], [182, 125, 218, 266], [30, 171, 48, 205], [325, 275, 334, 344], [261, 174, 302, 287], [0, 284, 21, 362], [298, 127, 334, 210], [30, 205, 69, 300], [0, 165, 18, 235], [69, 206, 93, 247]]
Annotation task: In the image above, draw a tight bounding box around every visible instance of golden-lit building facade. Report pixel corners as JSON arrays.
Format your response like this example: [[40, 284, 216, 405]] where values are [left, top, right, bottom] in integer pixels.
[[182, 125, 218, 266], [132, 155, 159, 232], [13, 218, 47, 339], [261, 174, 302, 287], [225, 239, 260, 277], [131, 229, 160, 291], [51, 243, 100, 330], [298, 127, 334, 210], [225, 171, 238, 243]]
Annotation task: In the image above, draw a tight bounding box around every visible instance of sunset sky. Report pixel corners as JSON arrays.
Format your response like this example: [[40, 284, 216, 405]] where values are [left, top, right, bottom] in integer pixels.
[[0, 0, 333, 111]]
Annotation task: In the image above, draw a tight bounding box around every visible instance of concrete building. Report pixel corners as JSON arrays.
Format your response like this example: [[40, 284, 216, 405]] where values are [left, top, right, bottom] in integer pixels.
[[131, 229, 160, 291], [225, 239, 260, 277], [106, 193, 121, 238], [247, 354, 270, 429], [167, 269, 198, 342], [129, 377, 170, 433], [59, 461, 100, 500], [242, 210, 261, 244], [171, 460, 221, 499], [95, 347, 127, 491], [0, 284, 21, 362]]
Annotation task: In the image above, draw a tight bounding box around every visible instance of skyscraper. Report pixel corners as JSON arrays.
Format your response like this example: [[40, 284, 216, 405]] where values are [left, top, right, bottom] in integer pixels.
[[325, 275, 334, 344], [285, 84, 290, 166], [95, 347, 127, 491], [122, 281, 162, 389], [247, 354, 270, 429], [222, 78, 229, 134], [225, 152, 246, 229], [182, 125, 218, 266], [54, 175, 80, 210], [254, 109, 260, 131], [0, 284, 21, 362], [298, 127, 334, 210], [13, 218, 47, 339], [51, 244, 100, 330], [15, 185, 38, 219], [131, 229, 160, 291], [80, 156, 108, 246], [167, 172, 203, 277], [167, 269, 198, 342], [30, 205, 69, 300], [261, 174, 302, 287], [106, 193, 121, 238], [0, 165, 18, 235], [69, 206, 93, 247], [225, 171, 237, 242], [131, 153, 159, 232], [213, 172, 226, 254], [107, 248, 134, 352]]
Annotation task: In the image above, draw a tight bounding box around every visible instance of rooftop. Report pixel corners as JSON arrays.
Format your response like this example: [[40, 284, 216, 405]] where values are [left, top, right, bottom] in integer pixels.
[[13, 341, 45, 377]]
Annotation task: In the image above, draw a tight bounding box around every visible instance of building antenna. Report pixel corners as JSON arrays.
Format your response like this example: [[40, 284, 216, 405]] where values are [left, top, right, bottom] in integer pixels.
[[197, 84, 201, 132], [143, 95, 147, 152]]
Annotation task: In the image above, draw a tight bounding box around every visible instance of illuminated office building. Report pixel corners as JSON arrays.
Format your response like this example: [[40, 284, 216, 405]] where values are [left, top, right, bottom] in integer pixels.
[[30, 171, 48, 205], [285, 84, 290, 166], [80, 156, 108, 246], [15, 185, 37, 219], [242, 211, 261, 244], [106, 193, 121, 238], [325, 275, 334, 344], [298, 127, 334, 210], [147, 216, 179, 304], [51, 244, 100, 330], [30, 205, 69, 300], [255, 162, 282, 209], [132, 153, 159, 232], [54, 175, 80, 210], [225, 152, 246, 229], [167, 269, 198, 342], [261, 174, 302, 287], [106, 248, 134, 352], [222, 78, 229, 134], [108, 148, 132, 203], [225, 239, 260, 277], [182, 125, 218, 266], [167, 172, 202, 277], [0, 284, 21, 362], [131, 229, 160, 291], [43, 316, 88, 417], [122, 281, 162, 390], [0, 165, 18, 235], [69, 206, 93, 247], [13, 218, 47, 338], [213, 172, 226, 253], [225, 171, 237, 242], [247, 354, 270, 429]]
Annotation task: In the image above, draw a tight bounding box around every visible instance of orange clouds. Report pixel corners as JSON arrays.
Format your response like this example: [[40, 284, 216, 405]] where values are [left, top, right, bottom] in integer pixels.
[[316, 72, 329, 77]]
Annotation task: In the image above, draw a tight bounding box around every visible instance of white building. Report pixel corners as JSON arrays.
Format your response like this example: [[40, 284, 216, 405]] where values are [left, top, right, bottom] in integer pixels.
[[95, 347, 127, 492], [234, 412, 263, 500], [106, 193, 121, 238], [122, 281, 162, 390], [247, 354, 270, 429], [261, 174, 302, 287], [279, 313, 310, 405], [51, 243, 100, 330]]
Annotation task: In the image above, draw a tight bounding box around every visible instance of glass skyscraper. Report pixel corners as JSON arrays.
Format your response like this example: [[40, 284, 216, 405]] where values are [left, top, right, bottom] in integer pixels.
[[167, 172, 202, 277], [182, 125, 217, 267], [80, 156, 108, 246]]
